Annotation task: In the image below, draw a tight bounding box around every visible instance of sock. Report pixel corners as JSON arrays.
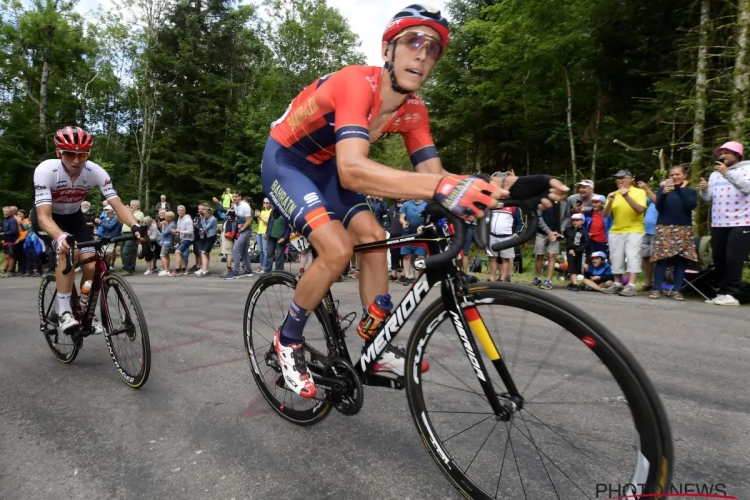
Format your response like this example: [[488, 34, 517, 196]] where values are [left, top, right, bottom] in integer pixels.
[[57, 292, 72, 315], [279, 299, 310, 345]]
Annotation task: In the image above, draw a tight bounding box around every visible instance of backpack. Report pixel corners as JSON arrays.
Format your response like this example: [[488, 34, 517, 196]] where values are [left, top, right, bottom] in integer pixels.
[[223, 220, 238, 239], [469, 258, 482, 273]]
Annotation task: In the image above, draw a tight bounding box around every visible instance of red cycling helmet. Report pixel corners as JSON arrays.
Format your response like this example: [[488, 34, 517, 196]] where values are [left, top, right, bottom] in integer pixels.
[[54, 126, 93, 151], [383, 4, 450, 49]]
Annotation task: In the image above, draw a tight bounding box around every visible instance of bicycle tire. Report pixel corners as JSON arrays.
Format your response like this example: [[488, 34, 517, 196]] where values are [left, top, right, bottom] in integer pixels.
[[405, 282, 673, 500], [100, 274, 151, 388], [243, 271, 334, 426], [38, 274, 80, 363]]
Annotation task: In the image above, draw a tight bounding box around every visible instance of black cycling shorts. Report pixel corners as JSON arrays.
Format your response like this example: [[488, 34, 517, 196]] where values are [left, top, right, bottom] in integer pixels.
[[30, 207, 96, 255]]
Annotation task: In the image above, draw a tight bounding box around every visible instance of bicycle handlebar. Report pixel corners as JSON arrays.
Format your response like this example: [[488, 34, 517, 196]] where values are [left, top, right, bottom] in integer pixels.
[[61, 232, 138, 276], [422, 204, 466, 270]]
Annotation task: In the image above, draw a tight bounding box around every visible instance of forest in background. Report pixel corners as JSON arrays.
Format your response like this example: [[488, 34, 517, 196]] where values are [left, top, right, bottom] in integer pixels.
[[2, 0, 749, 234]]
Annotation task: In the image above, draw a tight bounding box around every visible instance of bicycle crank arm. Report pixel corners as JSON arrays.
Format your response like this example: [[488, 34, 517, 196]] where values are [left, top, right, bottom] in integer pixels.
[[274, 374, 347, 393], [361, 373, 404, 390]]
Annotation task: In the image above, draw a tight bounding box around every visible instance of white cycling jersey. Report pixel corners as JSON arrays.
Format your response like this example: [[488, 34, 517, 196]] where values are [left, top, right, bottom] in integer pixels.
[[33, 159, 118, 215]]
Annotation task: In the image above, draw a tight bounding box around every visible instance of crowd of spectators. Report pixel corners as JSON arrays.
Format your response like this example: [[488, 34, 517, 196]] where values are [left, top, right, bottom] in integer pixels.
[[2, 142, 748, 306]]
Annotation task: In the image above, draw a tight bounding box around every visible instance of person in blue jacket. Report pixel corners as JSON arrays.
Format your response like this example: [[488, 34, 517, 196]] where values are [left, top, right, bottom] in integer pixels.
[[582, 251, 614, 292]]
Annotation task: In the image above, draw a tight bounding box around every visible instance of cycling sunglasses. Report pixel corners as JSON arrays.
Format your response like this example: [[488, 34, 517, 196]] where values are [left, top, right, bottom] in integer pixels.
[[60, 150, 90, 161], [393, 30, 444, 61]]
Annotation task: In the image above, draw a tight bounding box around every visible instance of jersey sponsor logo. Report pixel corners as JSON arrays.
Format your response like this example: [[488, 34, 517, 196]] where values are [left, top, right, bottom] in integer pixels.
[[34, 184, 48, 191], [288, 96, 320, 132], [365, 75, 377, 92], [303, 192, 320, 207], [359, 274, 430, 371], [51, 187, 91, 204], [270, 180, 298, 219], [103, 178, 112, 186]]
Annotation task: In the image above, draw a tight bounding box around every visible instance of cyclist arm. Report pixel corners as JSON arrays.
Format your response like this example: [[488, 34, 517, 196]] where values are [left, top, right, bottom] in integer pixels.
[[337, 139, 443, 199]]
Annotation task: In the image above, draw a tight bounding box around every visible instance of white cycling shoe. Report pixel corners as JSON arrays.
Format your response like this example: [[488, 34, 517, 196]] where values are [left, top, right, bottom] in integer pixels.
[[274, 329, 317, 398], [370, 345, 430, 378], [57, 312, 80, 336]]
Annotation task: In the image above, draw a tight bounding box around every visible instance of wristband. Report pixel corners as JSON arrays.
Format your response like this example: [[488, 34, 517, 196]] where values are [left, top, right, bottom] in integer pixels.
[[53, 233, 71, 253]]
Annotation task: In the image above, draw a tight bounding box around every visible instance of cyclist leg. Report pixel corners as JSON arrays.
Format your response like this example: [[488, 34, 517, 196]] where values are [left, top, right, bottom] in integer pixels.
[[31, 209, 95, 333], [327, 194, 387, 313], [261, 138, 354, 397]]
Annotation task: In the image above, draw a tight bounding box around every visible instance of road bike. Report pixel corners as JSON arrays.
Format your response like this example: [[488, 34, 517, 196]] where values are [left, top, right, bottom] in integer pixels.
[[38, 233, 151, 388], [243, 202, 673, 499]]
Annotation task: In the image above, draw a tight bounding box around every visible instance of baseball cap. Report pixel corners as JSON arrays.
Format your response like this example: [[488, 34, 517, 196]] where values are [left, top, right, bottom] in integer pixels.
[[590, 251, 607, 259], [263, 198, 270, 203], [571, 213, 585, 221], [103, 205, 113, 211], [575, 179, 594, 188], [593, 195, 606, 203], [613, 170, 633, 178]]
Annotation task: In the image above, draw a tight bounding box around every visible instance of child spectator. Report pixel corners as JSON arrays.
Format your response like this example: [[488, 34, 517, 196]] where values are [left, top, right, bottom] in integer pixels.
[[585, 195, 611, 259], [564, 213, 589, 291], [142, 217, 160, 275], [582, 251, 615, 291], [399, 198, 428, 285]]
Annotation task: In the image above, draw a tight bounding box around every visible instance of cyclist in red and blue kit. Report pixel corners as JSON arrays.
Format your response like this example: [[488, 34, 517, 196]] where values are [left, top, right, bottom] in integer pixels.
[[261, 4, 568, 398]]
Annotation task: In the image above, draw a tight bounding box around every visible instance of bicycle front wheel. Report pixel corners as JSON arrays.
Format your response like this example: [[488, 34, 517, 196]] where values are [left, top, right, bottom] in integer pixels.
[[405, 282, 672, 500], [100, 274, 151, 388]]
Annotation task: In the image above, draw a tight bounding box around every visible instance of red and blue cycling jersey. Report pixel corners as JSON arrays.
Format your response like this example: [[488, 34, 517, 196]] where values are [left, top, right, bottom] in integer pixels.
[[269, 65, 440, 167]]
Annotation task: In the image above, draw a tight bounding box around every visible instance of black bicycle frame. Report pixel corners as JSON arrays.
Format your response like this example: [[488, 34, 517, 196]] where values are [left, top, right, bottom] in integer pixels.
[[59, 234, 135, 332], [305, 219, 512, 416]]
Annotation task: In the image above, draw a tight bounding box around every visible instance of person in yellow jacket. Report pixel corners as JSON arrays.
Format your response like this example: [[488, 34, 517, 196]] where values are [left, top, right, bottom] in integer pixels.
[[221, 188, 233, 209], [254, 198, 272, 273]]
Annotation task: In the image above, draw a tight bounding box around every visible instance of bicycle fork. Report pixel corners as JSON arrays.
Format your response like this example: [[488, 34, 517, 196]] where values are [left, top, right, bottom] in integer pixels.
[[447, 294, 523, 421]]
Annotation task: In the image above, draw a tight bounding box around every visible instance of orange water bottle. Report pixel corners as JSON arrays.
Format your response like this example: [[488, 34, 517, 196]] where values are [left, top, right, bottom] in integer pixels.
[[357, 294, 393, 341], [79, 280, 92, 310]]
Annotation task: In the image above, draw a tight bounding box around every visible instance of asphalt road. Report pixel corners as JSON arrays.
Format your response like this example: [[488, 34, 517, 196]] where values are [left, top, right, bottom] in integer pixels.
[[1, 261, 748, 500]]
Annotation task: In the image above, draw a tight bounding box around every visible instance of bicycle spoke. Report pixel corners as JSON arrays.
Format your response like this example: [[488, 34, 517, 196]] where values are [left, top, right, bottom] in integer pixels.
[[509, 419, 593, 500], [423, 379, 490, 400], [518, 410, 561, 500], [507, 426, 528, 500], [464, 420, 499, 475], [495, 421, 513, 498], [441, 415, 494, 444]]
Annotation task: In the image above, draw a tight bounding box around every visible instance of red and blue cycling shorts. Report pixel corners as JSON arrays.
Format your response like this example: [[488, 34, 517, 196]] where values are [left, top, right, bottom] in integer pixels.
[[261, 137, 372, 238]]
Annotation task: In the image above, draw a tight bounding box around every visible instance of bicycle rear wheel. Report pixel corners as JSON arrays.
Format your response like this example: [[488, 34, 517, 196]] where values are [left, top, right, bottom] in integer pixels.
[[243, 271, 334, 426], [100, 274, 151, 388], [405, 282, 672, 500], [38, 274, 80, 363]]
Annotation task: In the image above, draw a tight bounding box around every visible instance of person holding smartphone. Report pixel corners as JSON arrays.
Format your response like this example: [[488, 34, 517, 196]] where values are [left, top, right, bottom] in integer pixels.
[[699, 141, 750, 305]]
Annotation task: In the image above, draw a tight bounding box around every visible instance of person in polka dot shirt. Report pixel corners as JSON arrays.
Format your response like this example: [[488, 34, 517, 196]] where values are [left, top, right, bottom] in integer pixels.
[[699, 141, 750, 306]]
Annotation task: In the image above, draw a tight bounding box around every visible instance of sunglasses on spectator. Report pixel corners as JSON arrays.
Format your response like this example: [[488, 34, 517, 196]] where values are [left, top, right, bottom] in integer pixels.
[[392, 30, 444, 60], [60, 150, 90, 161]]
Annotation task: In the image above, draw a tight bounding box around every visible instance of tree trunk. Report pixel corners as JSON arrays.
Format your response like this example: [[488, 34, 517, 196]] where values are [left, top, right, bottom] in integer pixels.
[[562, 64, 578, 183], [691, 0, 711, 235], [730, 0, 750, 139], [590, 89, 602, 184], [39, 58, 50, 146]]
